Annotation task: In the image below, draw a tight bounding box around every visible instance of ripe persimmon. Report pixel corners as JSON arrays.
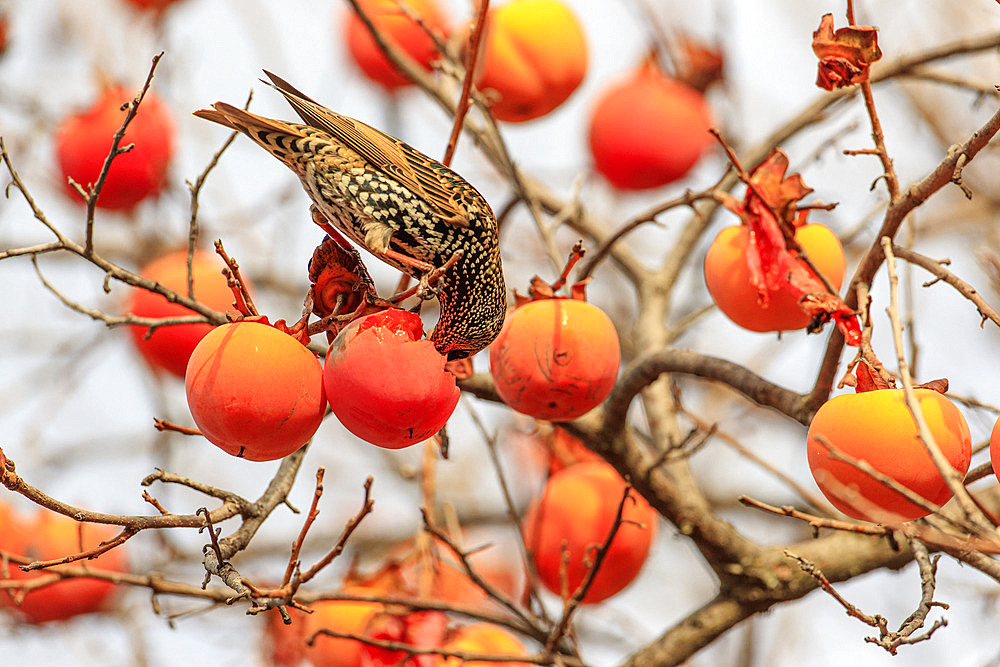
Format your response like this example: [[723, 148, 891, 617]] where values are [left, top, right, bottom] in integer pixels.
[[185, 321, 327, 461], [436, 623, 532, 666], [0, 509, 127, 623], [55, 85, 175, 211], [588, 62, 713, 189], [522, 461, 656, 603], [704, 222, 846, 333], [489, 298, 620, 421], [126, 249, 238, 378], [344, 0, 449, 90], [473, 0, 588, 122], [267, 585, 383, 667], [356, 533, 523, 613], [989, 416, 1000, 482], [324, 309, 459, 449], [807, 388, 972, 523]]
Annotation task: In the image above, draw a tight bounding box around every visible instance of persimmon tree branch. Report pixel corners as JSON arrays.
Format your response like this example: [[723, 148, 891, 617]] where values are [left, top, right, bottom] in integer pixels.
[[880, 239, 993, 532], [602, 348, 813, 436], [809, 101, 1000, 409], [890, 243, 1000, 329]]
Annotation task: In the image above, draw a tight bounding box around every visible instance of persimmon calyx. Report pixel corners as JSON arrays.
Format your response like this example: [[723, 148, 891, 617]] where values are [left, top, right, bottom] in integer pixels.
[[853, 359, 950, 394], [812, 13, 882, 91]]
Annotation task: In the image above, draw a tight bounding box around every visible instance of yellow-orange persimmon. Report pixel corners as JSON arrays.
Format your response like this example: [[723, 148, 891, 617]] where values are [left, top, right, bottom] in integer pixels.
[[474, 0, 587, 122], [522, 461, 656, 603], [267, 586, 383, 667], [127, 249, 238, 378], [489, 298, 620, 421], [704, 222, 846, 333], [807, 388, 971, 523], [588, 63, 712, 189], [0, 509, 127, 623], [435, 623, 532, 666], [185, 321, 326, 461], [344, 0, 449, 90]]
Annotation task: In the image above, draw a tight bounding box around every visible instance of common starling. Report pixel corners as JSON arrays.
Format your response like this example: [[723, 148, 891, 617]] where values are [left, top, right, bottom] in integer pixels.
[[194, 71, 506, 360]]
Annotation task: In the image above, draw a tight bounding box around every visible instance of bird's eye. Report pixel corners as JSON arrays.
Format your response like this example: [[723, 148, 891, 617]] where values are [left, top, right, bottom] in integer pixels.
[[447, 350, 470, 361]]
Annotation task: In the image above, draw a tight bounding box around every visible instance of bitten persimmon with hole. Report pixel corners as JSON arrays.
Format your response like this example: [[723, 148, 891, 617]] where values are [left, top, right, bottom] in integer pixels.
[[807, 388, 971, 523], [522, 461, 656, 603], [54, 85, 175, 211], [126, 249, 240, 378], [344, 0, 449, 90], [588, 62, 713, 190], [704, 222, 846, 333], [473, 0, 588, 122], [324, 309, 460, 449], [185, 321, 326, 461], [489, 298, 620, 421], [0, 508, 127, 623]]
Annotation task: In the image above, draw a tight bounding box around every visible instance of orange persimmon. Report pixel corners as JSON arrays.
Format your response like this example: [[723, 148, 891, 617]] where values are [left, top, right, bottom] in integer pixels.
[[267, 585, 383, 667], [0, 509, 127, 623], [704, 222, 846, 333], [435, 623, 532, 666], [588, 62, 712, 189], [522, 461, 656, 603], [55, 85, 175, 210], [807, 388, 971, 523], [185, 321, 327, 461], [344, 0, 449, 90], [489, 298, 620, 421], [126, 249, 238, 378], [473, 0, 588, 122]]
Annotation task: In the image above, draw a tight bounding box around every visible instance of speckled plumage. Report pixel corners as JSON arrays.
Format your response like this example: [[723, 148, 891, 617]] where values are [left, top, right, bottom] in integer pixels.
[[194, 72, 506, 359]]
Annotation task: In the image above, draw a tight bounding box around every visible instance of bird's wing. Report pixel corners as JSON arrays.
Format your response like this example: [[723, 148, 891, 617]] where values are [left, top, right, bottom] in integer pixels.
[[262, 71, 469, 228]]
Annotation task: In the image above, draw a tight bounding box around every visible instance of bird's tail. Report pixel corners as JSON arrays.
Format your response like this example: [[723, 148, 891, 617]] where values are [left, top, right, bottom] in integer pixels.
[[193, 102, 312, 166]]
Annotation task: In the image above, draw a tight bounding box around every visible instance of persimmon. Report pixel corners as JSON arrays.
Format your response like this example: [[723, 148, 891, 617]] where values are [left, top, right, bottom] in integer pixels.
[[267, 585, 383, 667], [0, 12, 8, 56], [435, 623, 532, 666], [489, 298, 620, 421], [473, 0, 588, 122], [807, 388, 972, 523], [0, 509, 127, 623], [989, 416, 1000, 483], [704, 222, 846, 333], [122, 0, 185, 11], [185, 321, 327, 461], [54, 85, 175, 211], [357, 534, 523, 612], [588, 62, 713, 189], [324, 309, 460, 449], [361, 609, 448, 667], [344, 0, 449, 90], [126, 250, 239, 378], [522, 461, 657, 603]]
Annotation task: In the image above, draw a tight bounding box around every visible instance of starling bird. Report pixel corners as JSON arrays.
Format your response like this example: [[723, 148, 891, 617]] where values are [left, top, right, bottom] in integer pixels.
[[194, 72, 506, 360]]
